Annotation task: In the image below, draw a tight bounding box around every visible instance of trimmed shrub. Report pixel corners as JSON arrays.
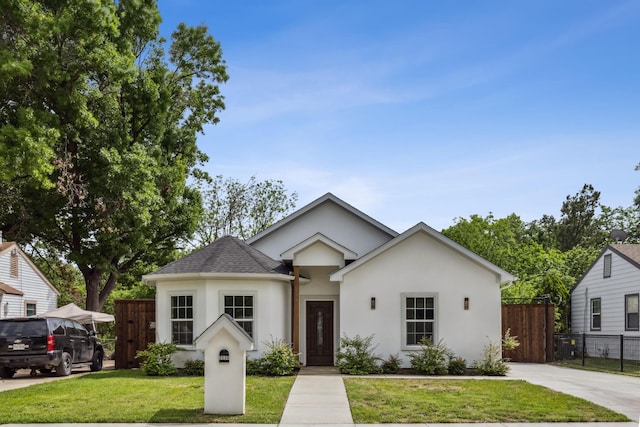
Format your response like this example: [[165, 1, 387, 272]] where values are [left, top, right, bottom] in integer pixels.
[[246, 357, 264, 376], [474, 330, 520, 376], [135, 342, 178, 376], [447, 356, 467, 375], [409, 338, 452, 375], [336, 334, 381, 374], [183, 358, 205, 376], [381, 354, 402, 374], [261, 338, 299, 376]]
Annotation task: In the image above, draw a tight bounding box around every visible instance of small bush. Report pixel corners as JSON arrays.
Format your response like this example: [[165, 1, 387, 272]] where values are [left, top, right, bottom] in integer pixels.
[[447, 356, 467, 375], [246, 357, 264, 376], [261, 338, 299, 376], [381, 354, 402, 374], [409, 338, 452, 375], [474, 330, 520, 376], [135, 342, 178, 376], [183, 358, 204, 376], [336, 334, 381, 374]]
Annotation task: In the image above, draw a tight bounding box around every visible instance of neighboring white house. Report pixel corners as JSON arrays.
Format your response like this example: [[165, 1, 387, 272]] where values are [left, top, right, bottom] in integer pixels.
[[0, 239, 59, 318], [571, 244, 640, 337], [144, 193, 515, 367]]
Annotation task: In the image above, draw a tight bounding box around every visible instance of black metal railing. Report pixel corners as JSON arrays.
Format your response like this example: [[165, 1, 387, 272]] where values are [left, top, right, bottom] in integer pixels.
[[554, 333, 640, 373]]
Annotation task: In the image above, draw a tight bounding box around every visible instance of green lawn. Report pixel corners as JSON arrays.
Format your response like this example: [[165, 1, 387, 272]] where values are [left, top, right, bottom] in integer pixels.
[[344, 378, 630, 423], [0, 370, 630, 423], [0, 369, 294, 424], [554, 357, 640, 377]]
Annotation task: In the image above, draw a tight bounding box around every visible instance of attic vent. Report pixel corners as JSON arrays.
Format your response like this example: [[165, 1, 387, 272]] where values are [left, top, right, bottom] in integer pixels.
[[603, 254, 612, 279], [10, 250, 18, 278]]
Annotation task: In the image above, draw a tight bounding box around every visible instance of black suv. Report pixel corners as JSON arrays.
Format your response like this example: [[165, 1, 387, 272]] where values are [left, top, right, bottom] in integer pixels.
[[0, 317, 104, 378]]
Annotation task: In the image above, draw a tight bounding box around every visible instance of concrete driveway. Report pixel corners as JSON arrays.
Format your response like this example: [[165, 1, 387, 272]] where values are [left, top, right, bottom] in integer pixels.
[[508, 363, 640, 421], [0, 360, 114, 393]]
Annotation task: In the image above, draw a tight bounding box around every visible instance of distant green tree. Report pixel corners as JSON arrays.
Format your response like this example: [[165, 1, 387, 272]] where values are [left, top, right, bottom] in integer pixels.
[[194, 175, 298, 245], [555, 184, 604, 251]]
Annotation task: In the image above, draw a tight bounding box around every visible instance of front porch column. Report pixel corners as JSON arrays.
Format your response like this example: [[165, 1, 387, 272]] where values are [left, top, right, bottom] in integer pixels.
[[291, 266, 300, 354]]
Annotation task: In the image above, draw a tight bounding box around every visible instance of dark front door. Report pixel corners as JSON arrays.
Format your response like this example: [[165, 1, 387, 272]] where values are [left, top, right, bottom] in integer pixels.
[[306, 301, 334, 366]]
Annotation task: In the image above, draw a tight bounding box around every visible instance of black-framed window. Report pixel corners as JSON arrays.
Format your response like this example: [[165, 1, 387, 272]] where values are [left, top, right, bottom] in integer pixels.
[[590, 298, 601, 331], [171, 295, 194, 345], [603, 254, 612, 278], [625, 294, 639, 331], [404, 295, 435, 346], [224, 295, 254, 337]]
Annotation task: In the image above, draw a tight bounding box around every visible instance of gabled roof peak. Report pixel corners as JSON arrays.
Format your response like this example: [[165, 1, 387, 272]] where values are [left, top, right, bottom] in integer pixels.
[[246, 192, 397, 245]]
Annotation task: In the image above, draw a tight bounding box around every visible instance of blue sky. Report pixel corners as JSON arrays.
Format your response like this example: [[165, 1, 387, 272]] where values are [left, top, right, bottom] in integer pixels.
[[158, 0, 640, 232]]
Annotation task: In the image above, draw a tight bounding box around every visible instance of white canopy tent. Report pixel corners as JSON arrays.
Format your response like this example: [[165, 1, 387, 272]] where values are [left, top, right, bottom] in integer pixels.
[[41, 303, 115, 330]]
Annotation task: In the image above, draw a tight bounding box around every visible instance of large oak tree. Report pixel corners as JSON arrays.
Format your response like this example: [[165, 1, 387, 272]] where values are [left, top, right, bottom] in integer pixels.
[[0, 0, 228, 310]]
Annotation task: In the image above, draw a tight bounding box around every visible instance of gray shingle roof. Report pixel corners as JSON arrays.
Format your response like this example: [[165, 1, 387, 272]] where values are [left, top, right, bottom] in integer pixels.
[[152, 236, 288, 275], [610, 244, 640, 267]]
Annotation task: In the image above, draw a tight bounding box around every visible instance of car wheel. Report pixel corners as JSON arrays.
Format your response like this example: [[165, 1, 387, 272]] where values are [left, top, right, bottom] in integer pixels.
[[0, 367, 16, 379], [90, 350, 103, 372], [55, 352, 72, 376]]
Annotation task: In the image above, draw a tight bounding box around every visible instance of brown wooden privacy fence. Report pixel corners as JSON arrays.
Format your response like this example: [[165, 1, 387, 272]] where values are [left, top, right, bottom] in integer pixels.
[[501, 302, 554, 363], [114, 299, 156, 369]]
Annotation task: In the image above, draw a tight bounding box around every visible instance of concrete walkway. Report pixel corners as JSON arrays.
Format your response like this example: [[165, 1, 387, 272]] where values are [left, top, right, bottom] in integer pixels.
[[280, 366, 353, 424]]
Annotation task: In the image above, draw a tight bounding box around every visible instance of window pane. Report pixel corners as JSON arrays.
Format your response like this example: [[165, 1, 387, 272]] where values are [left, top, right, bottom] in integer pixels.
[[235, 296, 243, 306], [416, 298, 424, 308], [225, 296, 233, 306], [406, 298, 414, 308], [629, 313, 639, 330], [626, 295, 639, 313]]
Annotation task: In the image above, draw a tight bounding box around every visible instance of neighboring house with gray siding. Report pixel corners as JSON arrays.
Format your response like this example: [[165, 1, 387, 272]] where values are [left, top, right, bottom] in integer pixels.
[[0, 240, 59, 318], [571, 244, 640, 339]]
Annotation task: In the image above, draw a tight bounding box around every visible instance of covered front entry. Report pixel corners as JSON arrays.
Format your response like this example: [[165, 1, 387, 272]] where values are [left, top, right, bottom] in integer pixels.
[[305, 301, 334, 366]]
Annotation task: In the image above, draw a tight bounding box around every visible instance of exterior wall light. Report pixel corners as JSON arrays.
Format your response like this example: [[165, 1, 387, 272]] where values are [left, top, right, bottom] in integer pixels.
[[370, 297, 376, 310], [464, 297, 469, 310]]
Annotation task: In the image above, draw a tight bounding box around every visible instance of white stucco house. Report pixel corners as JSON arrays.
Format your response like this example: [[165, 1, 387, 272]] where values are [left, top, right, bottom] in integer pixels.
[[0, 239, 59, 318], [571, 244, 640, 337], [144, 193, 515, 367]]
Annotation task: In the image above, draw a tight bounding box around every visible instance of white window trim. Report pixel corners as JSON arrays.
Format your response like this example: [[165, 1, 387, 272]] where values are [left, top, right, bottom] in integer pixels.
[[590, 298, 601, 331], [219, 291, 257, 349], [169, 292, 195, 348], [401, 292, 438, 351], [24, 301, 37, 317]]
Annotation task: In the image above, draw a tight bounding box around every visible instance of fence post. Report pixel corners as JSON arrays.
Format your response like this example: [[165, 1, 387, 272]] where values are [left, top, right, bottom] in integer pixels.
[[544, 297, 549, 363], [620, 334, 624, 372], [582, 333, 586, 366]]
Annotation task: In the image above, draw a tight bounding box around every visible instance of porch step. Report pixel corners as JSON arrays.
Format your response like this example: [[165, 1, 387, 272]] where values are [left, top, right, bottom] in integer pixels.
[[298, 366, 340, 375]]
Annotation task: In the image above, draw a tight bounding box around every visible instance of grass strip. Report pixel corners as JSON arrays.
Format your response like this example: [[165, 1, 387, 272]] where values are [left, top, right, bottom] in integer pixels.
[[344, 377, 630, 423], [0, 369, 294, 423]]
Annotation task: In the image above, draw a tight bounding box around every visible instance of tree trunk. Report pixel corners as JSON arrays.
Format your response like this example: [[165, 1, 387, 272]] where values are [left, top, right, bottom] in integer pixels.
[[83, 268, 102, 312]]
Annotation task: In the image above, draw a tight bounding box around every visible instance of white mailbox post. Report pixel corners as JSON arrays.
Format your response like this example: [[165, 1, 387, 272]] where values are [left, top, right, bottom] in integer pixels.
[[195, 313, 254, 415]]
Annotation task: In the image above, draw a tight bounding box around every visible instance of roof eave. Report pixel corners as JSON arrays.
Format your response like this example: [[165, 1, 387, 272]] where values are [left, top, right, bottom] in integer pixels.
[[142, 272, 295, 286]]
